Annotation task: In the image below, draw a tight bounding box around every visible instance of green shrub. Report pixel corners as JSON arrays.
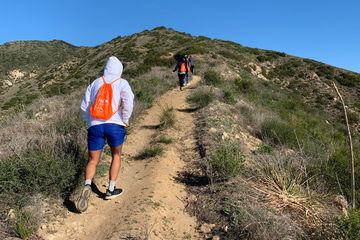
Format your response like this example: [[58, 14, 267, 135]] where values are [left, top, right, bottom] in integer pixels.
[[135, 90, 153, 108], [233, 77, 253, 93], [2, 97, 22, 110], [203, 69, 224, 86], [257, 143, 273, 154], [347, 111, 359, 125], [334, 208, 360, 239], [260, 119, 297, 148], [183, 45, 208, 54], [323, 146, 360, 206], [223, 90, 236, 105], [0, 142, 87, 207], [209, 143, 245, 179], [219, 51, 243, 61], [187, 89, 214, 108], [12, 209, 38, 239], [117, 42, 141, 62]]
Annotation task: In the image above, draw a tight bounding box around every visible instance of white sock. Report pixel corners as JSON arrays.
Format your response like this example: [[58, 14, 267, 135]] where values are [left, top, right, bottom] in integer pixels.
[[109, 180, 116, 192], [85, 179, 92, 186]]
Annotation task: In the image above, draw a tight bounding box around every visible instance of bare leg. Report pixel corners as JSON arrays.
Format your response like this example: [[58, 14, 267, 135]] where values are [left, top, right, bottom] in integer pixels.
[[85, 149, 102, 181], [109, 144, 123, 181]]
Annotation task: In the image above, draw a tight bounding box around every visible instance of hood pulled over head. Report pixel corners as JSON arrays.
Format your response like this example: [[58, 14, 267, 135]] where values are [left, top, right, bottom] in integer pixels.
[[104, 56, 123, 80]]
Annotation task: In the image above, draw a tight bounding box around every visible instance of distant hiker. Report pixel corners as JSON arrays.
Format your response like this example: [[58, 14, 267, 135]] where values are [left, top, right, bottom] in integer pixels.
[[77, 56, 134, 213], [188, 55, 195, 75], [184, 55, 190, 86], [171, 57, 189, 91]]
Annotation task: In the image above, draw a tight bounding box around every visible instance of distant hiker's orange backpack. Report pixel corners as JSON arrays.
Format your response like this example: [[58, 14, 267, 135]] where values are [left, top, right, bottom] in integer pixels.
[[180, 62, 189, 72], [90, 76, 121, 120]]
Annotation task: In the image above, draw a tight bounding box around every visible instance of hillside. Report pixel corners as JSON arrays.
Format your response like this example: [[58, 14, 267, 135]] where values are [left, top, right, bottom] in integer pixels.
[[1, 27, 360, 239], [1, 27, 360, 126]]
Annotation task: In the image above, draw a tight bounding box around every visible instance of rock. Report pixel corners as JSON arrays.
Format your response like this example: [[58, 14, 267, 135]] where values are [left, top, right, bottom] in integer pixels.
[[209, 128, 217, 132], [213, 236, 220, 240], [200, 223, 216, 233], [4, 80, 12, 86], [334, 195, 348, 209], [187, 195, 197, 203], [235, 134, 240, 139], [41, 225, 47, 230], [221, 132, 229, 140], [223, 225, 228, 232], [7, 209, 15, 220]]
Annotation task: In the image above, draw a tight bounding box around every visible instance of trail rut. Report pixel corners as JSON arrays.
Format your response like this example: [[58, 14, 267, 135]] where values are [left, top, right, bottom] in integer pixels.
[[39, 76, 203, 240]]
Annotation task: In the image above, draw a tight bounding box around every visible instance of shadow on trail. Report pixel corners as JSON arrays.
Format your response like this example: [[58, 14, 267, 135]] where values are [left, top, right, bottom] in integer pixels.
[[174, 171, 209, 187], [63, 182, 105, 214], [63, 197, 80, 214], [176, 107, 199, 113], [141, 124, 161, 130]]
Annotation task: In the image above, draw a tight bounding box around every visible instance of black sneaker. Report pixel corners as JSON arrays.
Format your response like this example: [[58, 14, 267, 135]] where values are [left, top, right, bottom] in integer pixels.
[[105, 188, 123, 200], [76, 184, 91, 212]]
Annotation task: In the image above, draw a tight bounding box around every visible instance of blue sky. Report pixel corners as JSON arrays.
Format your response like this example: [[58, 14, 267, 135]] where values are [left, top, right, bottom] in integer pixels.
[[1, 0, 359, 73]]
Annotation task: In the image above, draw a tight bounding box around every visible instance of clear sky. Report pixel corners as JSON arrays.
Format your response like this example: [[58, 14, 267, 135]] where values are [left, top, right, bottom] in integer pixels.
[[1, 0, 359, 73]]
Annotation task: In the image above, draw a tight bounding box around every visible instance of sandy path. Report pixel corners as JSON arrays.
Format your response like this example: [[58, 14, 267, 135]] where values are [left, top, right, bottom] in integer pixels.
[[39, 76, 202, 240]]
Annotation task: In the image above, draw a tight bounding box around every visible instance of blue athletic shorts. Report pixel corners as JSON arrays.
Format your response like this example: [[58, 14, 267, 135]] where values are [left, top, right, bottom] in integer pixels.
[[87, 124, 127, 151]]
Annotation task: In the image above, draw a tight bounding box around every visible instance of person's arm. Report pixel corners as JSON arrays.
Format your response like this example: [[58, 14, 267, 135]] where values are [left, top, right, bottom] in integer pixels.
[[81, 84, 92, 123], [172, 62, 180, 73], [121, 81, 134, 126]]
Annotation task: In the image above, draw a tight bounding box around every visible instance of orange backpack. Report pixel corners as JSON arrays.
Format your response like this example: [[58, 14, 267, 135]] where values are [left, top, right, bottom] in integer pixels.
[[90, 76, 122, 120], [180, 62, 189, 72]]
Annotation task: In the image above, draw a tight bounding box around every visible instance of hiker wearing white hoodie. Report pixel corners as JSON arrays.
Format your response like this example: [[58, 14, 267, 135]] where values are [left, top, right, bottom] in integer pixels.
[[77, 56, 134, 213]]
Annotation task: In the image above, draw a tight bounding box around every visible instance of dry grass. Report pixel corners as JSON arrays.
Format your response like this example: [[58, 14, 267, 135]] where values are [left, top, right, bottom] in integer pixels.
[[247, 152, 334, 236]]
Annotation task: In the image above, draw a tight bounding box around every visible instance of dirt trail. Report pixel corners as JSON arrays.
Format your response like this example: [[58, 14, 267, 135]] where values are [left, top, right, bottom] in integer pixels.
[[39, 76, 203, 240]]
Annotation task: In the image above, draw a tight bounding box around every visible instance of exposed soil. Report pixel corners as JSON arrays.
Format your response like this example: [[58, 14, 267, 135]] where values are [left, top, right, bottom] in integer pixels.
[[38, 76, 204, 240]]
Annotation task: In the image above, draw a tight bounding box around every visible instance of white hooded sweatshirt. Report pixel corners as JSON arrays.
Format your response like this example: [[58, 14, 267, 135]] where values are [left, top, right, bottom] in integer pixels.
[[81, 56, 134, 128]]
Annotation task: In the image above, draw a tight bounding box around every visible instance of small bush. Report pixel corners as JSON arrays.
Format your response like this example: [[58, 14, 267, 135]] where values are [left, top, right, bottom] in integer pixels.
[[334, 208, 360, 239], [233, 77, 253, 93], [12, 209, 38, 239], [187, 89, 214, 108], [203, 69, 224, 86], [260, 119, 297, 148], [209, 143, 245, 179], [136, 145, 164, 159], [135, 90, 153, 108], [223, 90, 236, 105], [257, 143, 273, 154]]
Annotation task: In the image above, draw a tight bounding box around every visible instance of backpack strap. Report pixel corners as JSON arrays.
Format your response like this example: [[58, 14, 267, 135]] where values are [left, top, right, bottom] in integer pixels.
[[102, 76, 123, 115], [102, 76, 121, 84]]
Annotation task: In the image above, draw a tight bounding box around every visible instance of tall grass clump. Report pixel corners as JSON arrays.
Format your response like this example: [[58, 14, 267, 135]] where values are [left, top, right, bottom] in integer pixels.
[[136, 145, 165, 159], [209, 142, 245, 179], [158, 104, 176, 129]]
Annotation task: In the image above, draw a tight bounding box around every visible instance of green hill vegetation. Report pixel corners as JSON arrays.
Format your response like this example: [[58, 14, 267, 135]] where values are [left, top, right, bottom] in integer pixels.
[[1, 26, 360, 239]]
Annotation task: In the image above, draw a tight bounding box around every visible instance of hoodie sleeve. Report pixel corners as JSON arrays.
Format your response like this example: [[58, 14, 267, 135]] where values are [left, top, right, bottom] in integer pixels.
[[121, 81, 134, 123], [172, 62, 180, 72], [81, 84, 92, 124]]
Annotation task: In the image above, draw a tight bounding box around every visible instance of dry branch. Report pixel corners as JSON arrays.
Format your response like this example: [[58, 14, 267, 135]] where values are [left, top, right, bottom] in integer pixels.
[[332, 81, 355, 208]]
